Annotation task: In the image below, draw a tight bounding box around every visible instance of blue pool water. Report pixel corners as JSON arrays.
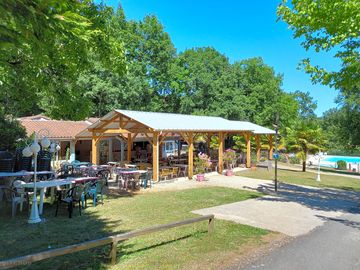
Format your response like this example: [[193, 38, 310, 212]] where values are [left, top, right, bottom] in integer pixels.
[[323, 156, 360, 163]]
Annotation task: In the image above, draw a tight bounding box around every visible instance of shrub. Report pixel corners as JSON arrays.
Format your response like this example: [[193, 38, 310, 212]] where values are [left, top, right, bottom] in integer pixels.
[[336, 160, 347, 170], [289, 156, 300, 164], [279, 154, 287, 163], [194, 152, 212, 174], [223, 149, 236, 169]]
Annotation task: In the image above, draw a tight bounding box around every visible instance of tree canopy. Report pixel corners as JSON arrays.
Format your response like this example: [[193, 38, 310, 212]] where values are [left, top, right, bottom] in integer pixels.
[[3, 1, 355, 155], [0, 0, 126, 119], [277, 0, 360, 95]]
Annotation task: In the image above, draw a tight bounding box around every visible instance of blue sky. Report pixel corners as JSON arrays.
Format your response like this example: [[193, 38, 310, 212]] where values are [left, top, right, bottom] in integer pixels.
[[103, 0, 340, 116]]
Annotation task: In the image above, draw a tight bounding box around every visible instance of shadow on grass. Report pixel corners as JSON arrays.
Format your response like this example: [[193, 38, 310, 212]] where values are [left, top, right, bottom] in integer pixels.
[[244, 182, 360, 214], [117, 230, 207, 260], [0, 191, 131, 270]]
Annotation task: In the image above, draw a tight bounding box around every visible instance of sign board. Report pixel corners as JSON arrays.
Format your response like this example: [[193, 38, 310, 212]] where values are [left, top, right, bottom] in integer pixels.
[[273, 153, 279, 160]]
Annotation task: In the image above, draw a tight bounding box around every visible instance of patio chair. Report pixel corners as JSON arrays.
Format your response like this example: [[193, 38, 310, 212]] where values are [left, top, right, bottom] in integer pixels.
[[87, 180, 106, 206], [127, 174, 141, 190], [160, 168, 172, 180], [171, 167, 179, 178], [14, 148, 32, 172], [178, 166, 188, 177], [80, 182, 93, 208], [97, 169, 110, 186], [56, 162, 74, 179], [55, 185, 84, 218], [2, 180, 30, 218], [0, 151, 14, 172], [140, 171, 153, 189], [37, 150, 52, 169]]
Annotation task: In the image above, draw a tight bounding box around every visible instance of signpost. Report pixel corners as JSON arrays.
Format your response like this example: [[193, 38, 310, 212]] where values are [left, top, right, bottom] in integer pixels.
[[273, 113, 279, 192]]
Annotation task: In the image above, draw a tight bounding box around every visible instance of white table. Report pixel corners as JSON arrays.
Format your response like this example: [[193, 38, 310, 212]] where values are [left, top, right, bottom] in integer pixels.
[[0, 171, 55, 178], [21, 177, 98, 215]]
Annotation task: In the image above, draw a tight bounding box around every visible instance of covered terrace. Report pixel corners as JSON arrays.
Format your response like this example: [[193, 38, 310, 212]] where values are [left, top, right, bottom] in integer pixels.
[[81, 110, 275, 182]]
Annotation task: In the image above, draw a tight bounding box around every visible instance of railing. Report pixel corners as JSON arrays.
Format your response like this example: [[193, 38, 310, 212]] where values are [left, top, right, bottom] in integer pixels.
[[0, 214, 214, 269]]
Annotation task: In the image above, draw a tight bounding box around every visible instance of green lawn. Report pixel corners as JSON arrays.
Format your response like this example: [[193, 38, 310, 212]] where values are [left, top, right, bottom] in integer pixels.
[[237, 167, 360, 191], [0, 187, 271, 270]]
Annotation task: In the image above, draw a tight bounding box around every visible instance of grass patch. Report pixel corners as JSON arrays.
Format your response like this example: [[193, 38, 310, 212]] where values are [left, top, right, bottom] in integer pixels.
[[237, 167, 360, 191], [0, 187, 268, 269]]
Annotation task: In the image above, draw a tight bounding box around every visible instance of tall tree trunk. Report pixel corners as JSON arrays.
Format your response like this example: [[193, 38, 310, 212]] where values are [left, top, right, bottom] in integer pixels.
[[302, 160, 306, 172]]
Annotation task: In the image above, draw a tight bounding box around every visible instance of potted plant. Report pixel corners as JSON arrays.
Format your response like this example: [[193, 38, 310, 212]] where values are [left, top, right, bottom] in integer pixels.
[[194, 152, 212, 181], [250, 153, 258, 170], [223, 149, 236, 176]]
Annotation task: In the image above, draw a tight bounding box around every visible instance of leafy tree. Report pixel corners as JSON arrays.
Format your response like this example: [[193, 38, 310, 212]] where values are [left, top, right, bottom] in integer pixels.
[[80, 11, 177, 116], [0, 110, 26, 151], [277, 0, 360, 96], [0, 0, 126, 119], [232, 58, 298, 129], [176, 47, 241, 117], [293, 90, 317, 119], [321, 102, 360, 153], [286, 120, 326, 171]]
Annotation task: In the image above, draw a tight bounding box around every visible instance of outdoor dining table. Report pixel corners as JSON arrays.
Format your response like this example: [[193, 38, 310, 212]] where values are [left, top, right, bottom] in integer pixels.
[[115, 169, 147, 176], [115, 169, 147, 189], [170, 158, 187, 164], [0, 170, 55, 179], [20, 176, 98, 215], [0, 171, 55, 205]]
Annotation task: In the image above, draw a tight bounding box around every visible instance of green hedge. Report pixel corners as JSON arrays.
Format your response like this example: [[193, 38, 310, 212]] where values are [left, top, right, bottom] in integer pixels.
[[336, 160, 347, 170], [289, 156, 300, 164]]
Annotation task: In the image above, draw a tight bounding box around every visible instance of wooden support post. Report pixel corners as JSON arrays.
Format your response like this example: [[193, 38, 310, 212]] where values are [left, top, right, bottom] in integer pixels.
[[177, 140, 181, 159], [218, 133, 224, 174], [91, 135, 98, 165], [207, 132, 211, 155], [245, 133, 251, 168], [208, 217, 214, 235], [188, 132, 194, 179], [268, 135, 274, 160], [152, 132, 159, 182], [255, 135, 261, 162], [108, 138, 113, 162], [110, 240, 118, 265], [127, 134, 132, 162], [159, 142, 163, 160]]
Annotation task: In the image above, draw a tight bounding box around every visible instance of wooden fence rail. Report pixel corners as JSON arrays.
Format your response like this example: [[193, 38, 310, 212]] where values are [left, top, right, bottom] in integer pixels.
[[0, 214, 214, 269]]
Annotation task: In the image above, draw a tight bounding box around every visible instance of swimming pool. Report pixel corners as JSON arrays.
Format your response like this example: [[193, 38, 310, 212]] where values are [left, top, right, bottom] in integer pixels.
[[323, 156, 360, 163]]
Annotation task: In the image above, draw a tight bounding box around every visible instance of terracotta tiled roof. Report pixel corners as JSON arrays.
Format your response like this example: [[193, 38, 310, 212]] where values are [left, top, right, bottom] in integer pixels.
[[19, 119, 92, 140], [17, 114, 52, 121], [85, 117, 99, 124]]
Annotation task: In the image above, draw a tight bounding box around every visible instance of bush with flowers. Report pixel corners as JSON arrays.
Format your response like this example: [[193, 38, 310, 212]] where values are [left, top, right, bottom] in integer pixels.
[[223, 149, 236, 170], [194, 152, 212, 175]]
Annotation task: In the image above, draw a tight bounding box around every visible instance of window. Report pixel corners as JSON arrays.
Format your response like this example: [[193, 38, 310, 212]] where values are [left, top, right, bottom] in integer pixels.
[[164, 141, 174, 153]]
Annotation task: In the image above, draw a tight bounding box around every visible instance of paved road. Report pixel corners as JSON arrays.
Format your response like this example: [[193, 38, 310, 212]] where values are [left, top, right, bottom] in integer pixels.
[[193, 180, 360, 237], [234, 212, 360, 270]]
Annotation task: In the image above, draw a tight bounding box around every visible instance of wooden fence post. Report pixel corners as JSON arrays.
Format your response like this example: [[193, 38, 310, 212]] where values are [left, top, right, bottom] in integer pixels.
[[0, 214, 214, 269], [208, 217, 214, 235], [110, 240, 118, 265]]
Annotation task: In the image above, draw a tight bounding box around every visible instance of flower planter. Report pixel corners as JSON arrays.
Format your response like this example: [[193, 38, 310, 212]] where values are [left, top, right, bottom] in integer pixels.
[[196, 174, 205, 181], [226, 169, 234, 176]]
